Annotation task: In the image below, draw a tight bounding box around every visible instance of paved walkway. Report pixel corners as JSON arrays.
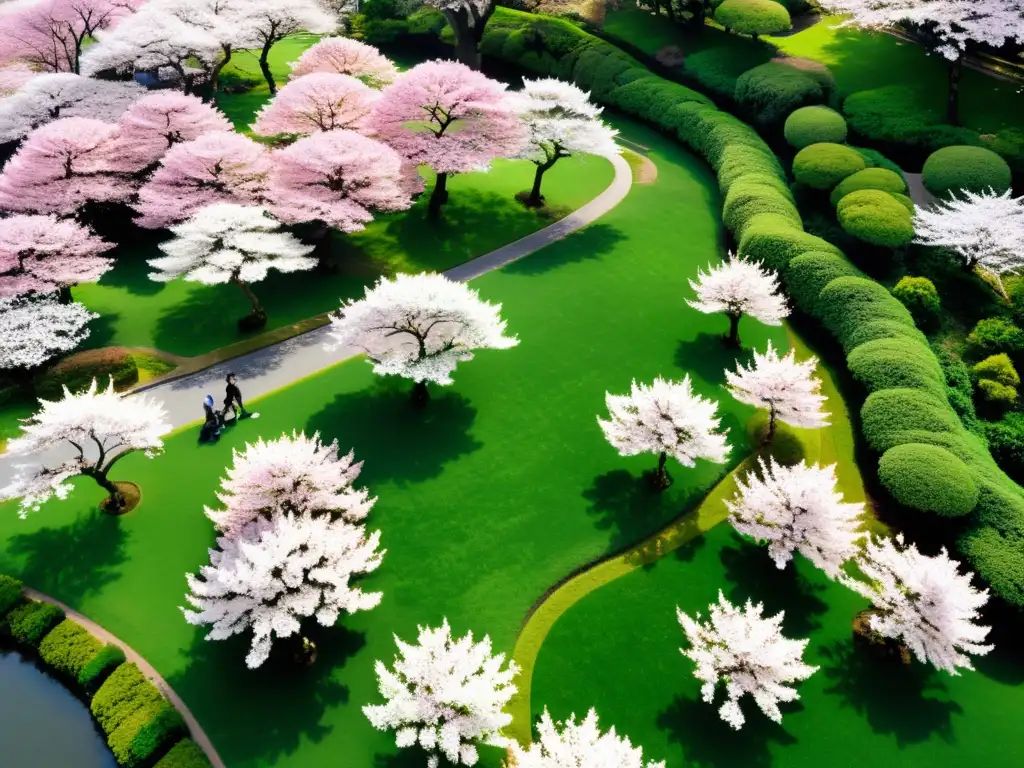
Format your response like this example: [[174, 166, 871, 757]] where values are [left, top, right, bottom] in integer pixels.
[[903, 171, 938, 210], [24, 587, 227, 768]]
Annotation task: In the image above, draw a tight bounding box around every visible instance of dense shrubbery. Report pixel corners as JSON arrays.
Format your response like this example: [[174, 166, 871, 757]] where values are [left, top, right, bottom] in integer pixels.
[[973, 354, 1020, 409], [784, 105, 847, 149], [892, 276, 940, 328], [0, 574, 22, 616], [816, 277, 915, 352], [985, 414, 1024, 484], [878, 443, 979, 517], [836, 189, 914, 247], [80, 643, 127, 693], [36, 347, 139, 400], [715, 0, 791, 38], [921, 145, 1013, 198], [783, 251, 863, 315], [861, 388, 963, 452], [734, 62, 823, 128], [738, 216, 841, 272], [155, 740, 212, 768], [38, 619, 103, 680], [5, 601, 65, 646], [92, 663, 164, 732], [682, 45, 772, 103], [792, 142, 865, 190], [967, 317, 1024, 358], [829, 167, 906, 207], [932, 344, 983, 436], [723, 180, 802, 237], [847, 337, 947, 400]]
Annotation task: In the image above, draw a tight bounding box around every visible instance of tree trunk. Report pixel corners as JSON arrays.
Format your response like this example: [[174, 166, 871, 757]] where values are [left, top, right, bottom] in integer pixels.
[[211, 44, 232, 94], [92, 471, 124, 513], [56, 285, 73, 304], [232, 276, 267, 330], [766, 406, 777, 444], [946, 57, 962, 126], [259, 39, 277, 95], [411, 380, 429, 406], [442, 6, 488, 70], [428, 172, 449, 217], [726, 312, 741, 348], [526, 163, 552, 207], [650, 450, 673, 490]]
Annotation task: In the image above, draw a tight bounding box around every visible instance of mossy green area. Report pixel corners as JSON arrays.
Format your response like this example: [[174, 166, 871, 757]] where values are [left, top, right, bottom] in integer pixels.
[[0, 117, 793, 767]]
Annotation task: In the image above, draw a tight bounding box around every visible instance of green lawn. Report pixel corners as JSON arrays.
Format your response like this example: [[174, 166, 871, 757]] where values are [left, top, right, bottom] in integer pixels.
[[0, 117, 797, 767]]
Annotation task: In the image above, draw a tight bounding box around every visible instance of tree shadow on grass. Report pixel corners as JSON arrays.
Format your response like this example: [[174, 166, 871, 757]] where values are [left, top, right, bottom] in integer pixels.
[[658, 692, 798, 767], [82, 311, 119, 351], [674, 332, 747, 389], [817, 638, 963, 746], [97, 240, 167, 297], [500, 222, 628, 276], [373, 742, 506, 768], [307, 383, 482, 487], [152, 283, 252, 357], [168, 623, 363, 766], [4, 510, 128, 604]]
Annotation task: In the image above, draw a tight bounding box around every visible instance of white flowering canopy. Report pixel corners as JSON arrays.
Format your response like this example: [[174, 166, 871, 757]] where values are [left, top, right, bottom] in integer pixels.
[[205, 431, 374, 538], [678, 591, 818, 730], [687, 254, 788, 325], [326, 272, 519, 386], [725, 341, 829, 430], [843, 534, 992, 674], [364, 618, 519, 768], [507, 708, 665, 768], [148, 203, 316, 285], [513, 78, 620, 166], [598, 375, 730, 467], [0, 294, 96, 371], [913, 189, 1024, 274], [2, 378, 171, 515], [727, 458, 864, 578], [183, 511, 385, 668]]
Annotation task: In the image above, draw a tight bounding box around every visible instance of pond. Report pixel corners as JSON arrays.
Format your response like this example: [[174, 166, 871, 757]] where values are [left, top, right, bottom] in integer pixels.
[[0, 649, 116, 768]]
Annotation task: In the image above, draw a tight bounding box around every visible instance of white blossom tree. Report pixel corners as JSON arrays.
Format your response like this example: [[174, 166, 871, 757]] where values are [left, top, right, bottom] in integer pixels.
[[364, 618, 519, 768], [677, 591, 818, 730], [148, 203, 316, 331], [687, 254, 788, 348], [246, 0, 338, 95], [0, 293, 96, 378], [506, 708, 665, 768], [512, 78, 619, 207], [843, 534, 992, 674], [598, 375, 730, 490], [725, 341, 829, 443], [726, 458, 864, 578], [326, 272, 519, 404], [1, 378, 171, 515]]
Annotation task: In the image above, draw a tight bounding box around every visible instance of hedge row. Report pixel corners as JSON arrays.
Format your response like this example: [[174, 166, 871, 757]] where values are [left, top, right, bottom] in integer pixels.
[[5, 600, 65, 646], [0, 573, 22, 616], [38, 619, 104, 679], [155, 739, 213, 768]]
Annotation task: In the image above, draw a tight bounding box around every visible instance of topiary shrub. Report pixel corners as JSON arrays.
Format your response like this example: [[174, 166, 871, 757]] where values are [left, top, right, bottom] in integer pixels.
[[984, 413, 1024, 484], [977, 378, 1018, 408], [966, 317, 1024, 358], [878, 443, 979, 517], [5, 601, 65, 647], [973, 353, 1020, 388], [847, 338, 947, 399], [36, 347, 139, 400], [792, 142, 866, 190], [682, 45, 773, 102], [860, 388, 962, 452], [817, 276, 916, 351], [852, 146, 905, 176], [842, 319, 928, 351], [0, 574, 22, 617], [829, 167, 906, 207], [784, 105, 848, 149], [92, 662, 164, 734], [836, 189, 915, 247], [891, 276, 941, 327], [38, 619, 103, 681], [921, 145, 1012, 198], [79, 643, 127, 694], [155, 739, 212, 768], [108, 701, 186, 768], [737, 217, 842, 273], [783, 251, 864, 315], [735, 62, 821, 128], [722, 181, 802, 237], [715, 0, 791, 38]]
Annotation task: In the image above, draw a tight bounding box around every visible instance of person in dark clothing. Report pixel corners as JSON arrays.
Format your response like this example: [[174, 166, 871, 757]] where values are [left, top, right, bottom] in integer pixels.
[[222, 372, 257, 423], [200, 394, 222, 442]]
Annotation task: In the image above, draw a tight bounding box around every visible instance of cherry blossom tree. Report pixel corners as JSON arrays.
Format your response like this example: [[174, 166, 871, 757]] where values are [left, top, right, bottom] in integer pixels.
[[290, 35, 398, 88], [133, 131, 272, 229], [598, 375, 730, 490], [326, 272, 519, 404], [513, 78, 619, 207], [0, 214, 113, 298], [843, 534, 992, 674], [0, 63, 42, 96], [0, 293, 95, 380], [0, 73, 144, 142], [725, 341, 829, 442], [822, 0, 1024, 123], [422, 0, 495, 70], [149, 203, 316, 330], [0, 116, 130, 215], [1, 377, 170, 514], [266, 129, 411, 234], [364, 618, 519, 768], [506, 708, 665, 768], [367, 60, 524, 216], [686, 254, 788, 348], [252, 73, 378, 139], [726, 458, 863, 578], [246, 0, 338, 95], [678, 591, 818, 730]]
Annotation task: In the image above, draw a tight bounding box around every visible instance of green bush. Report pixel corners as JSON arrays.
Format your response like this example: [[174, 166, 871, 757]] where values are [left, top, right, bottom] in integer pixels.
[[79, 643, 127, 693], [817, 277, 916, 351], [722, 181, 802, 237], [931, 344, 983, 436], [0, 574, 22, 617], [921, 145, 1013, 198], [891, 276, 941, 327], [974, 353, 1020, 387], [842, 318, 928, 351], [5, 601, 65, 646], [836, 189, 915, 247], [783, 251, 863, 314], [155, 740, 212, 768], [878, 443, 979, 517], [36, 347, 139, 400], [715, 0, 791, 37], [792, 142, 866, 190], [714, 145, 786, 194], [966, 317, 1024, 357], [38, 619, 103, 681], [91, 662, 164, 734], [977, 378, 1018, 407], [737, 217, 841, 273], [847, 338, 947, 399], [861, 388, 962, 452], [784, 106, 848, 149], [682, 45, 772, 102], [607, 77, 712, 119], [109, 701, 186, 768], [735, 62, 822, 128], [829, 167, 906, 207], [984, 413, 1024, 484], [852, 146, 905, 176]]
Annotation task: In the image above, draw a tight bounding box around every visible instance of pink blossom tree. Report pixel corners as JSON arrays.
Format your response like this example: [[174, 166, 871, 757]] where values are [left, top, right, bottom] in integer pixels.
[[290, 36, 398, 88], [252, 73, 378, 139], [247, 0, 339, 95], [0, 214, 113, 298], [266, 129, 412, 233], [0, 116, 130, 215], [0, 63, 42, 96], [133, 131, 272, 229], [368, 60, 524, 216]]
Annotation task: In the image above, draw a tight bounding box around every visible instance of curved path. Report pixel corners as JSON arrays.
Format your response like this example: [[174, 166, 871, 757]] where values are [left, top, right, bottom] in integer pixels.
[[24, 587, 227, 768]]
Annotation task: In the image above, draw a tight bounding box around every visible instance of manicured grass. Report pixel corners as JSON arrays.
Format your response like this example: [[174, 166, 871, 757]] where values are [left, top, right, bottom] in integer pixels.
[[0, 117, 793, 767]]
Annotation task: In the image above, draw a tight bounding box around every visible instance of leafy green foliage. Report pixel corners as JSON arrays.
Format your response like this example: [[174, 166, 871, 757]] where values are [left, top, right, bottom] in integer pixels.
[[847, 338, 947, 399], [155, 740, 212, 768], [722, 180, 802, 237], [984, 414, 1024, 484], [817, 277, 915, 352], [35, 347, 139, 400], [109, 701, 185, 768], [977, 378, 1018, 407], [715, 0, 791, 38], [682, 43, 772, 102], [878, 443, 979, 517], [836, 189, 915, 247], [792, 142, 866, 190], [829, 167, 906, 207], [735, 62, 822, 128], [737, 217, 841, 273], [966, 317, 1024, 358], [932, 344, 983, 436], [91, 663, 164, 734], [0, 574, 22, 617], [784, 105, 848, 149], [38, 619, 103, 681], [861, 389, 963, 452], [892, 276, 941, 327], [841, 319, 927, 351], [79, 644, 127, 694], [5, 601, 64, 647], [973, 354, 1020, 388], [852, 146, 905, 176], [922, 145, 1013, 198], [782, 251, 862, 315]]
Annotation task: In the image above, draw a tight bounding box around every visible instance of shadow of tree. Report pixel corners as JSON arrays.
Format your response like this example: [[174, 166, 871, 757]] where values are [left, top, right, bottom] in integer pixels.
[[168, 623, 364, 766], [5, 510, 128, 604], [501, 222, 628, 276], [152, 282, 255, 356], [307, 384, 482, 487], [817, 638, 963, 746], [674, 332, 747, 390], [97, 240, 167, 297], [83, 311, 119, 351], [373, 743, 506, 768]]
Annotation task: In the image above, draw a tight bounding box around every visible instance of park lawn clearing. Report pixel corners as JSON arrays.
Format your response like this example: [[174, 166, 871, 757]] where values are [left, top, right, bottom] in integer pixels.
[[0, 117, 799, 767]]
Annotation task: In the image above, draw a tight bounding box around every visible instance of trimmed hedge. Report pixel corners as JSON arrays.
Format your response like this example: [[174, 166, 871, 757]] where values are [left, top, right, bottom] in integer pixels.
[[109, 701, 185, 768], [783, 251, 863, 315], [921, 145, 1013, 198], [785, 106, 847, 149], [36, 347, 139, 400], [985, 414, 1024, 485], [155, 740, 212, 768], [79, 643, 127, 693], [5, 600, 65, 646], [92, 663, 164, 733], [38, 619, 103, 681], [0, 573, 22, 616], [878, 443, 979, 517], [892, 276, 940, 327], [861, 389, 962, 453], [715, 0, 791, 37], [843, 318, 928, 351], [792, 142, 866, 190], [735, 62, 822, 128], [847, 338, 947, 400], [836, 189, 914, 247], [817, 277, 916, 352], [723, 180, 802, 237], [829, 167, 906, 207], [738, 217, 841, 273], [682, 45, 772, 103]]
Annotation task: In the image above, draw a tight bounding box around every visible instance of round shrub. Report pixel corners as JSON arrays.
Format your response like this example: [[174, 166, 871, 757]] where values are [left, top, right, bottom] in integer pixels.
[[984, 413, 1024, 485], [891, 276, 940, 327], [723, 181, 802, 237], [861, 388, 962, 452], [735, 62, 822, 128], [784, 106, 847, 149], [829, 167, 906, 207], [0, 574, 22, 617], [738, 217, 842, 273], [715, 0, 791, 38], [156, 739, 212, 768], [36, 346, 139, 400], [973, 353, 1020, 387], [842, 319, 928, 351], [853, 146, 905, 176], [977, 378, 1018, 407], [79, 643, 127, 693], [5, 600, 65, 646], [713, 143, 785, 192], [878, 443, 979, 517], [847, 338, 946, 399], [921, 145, 1012, 198], [966, 317, 1024, 357], [792, 143, 866, 190], [836, 189, 915, 247], [890, 192, 915, 214], [38, 619, 103, 681], [784, 251, 863, 314], [110, 700, 186, 768], [817, 276, 915, 351]]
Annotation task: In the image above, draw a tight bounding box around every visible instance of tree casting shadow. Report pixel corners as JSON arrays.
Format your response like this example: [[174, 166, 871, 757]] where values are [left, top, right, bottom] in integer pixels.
[[674, 332, 749, 390], [500, 222, 628, 276]]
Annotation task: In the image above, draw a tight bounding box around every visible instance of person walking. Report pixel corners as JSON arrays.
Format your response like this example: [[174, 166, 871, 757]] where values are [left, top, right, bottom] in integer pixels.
[[222, 372, 258, 424], [200, 395, 222, 442]]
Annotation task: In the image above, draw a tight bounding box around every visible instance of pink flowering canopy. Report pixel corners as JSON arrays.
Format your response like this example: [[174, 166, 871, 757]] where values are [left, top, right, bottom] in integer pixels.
[[0, 116, 130, 215], [133, 131, 273, 230], [0, 63, 43, 95], [252, 73, 378, 138], [267, 129, 412, 233], [289, 37, 398, 88], [0, 214, 114, 297], [367, 59, 524, 175], [115, 91, 232, 172]]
